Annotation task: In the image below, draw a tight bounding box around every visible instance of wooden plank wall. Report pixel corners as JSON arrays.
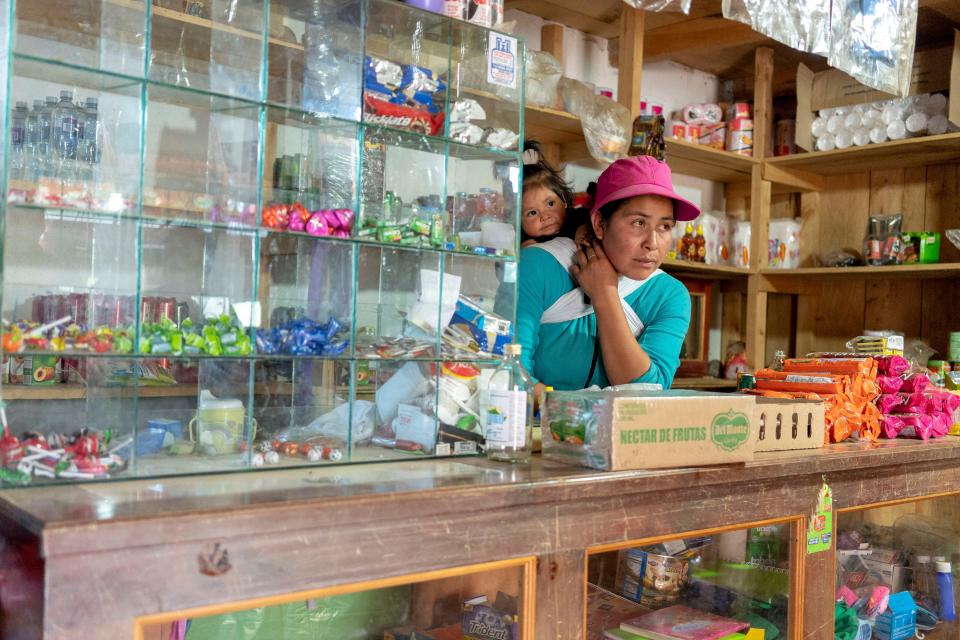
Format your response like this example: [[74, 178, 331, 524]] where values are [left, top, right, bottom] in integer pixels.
[[793, 163, 960, 357]]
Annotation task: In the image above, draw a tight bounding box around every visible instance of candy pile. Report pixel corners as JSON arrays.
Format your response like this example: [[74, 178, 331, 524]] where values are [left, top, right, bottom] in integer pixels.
[[252, 437, 343, 466], [357, 209, 444, 248], [261, 202, 354, 238], [1, 422, 127, 485], [874, 355, 959, 440], [356, 335, 435, 359], [255, 317, 349, 356], [753, 356, 881, 443], [3, 321, 134, 354], [7, 181, 133, 214], [139, 315, 252, 357], [364, 56, 446, 137]]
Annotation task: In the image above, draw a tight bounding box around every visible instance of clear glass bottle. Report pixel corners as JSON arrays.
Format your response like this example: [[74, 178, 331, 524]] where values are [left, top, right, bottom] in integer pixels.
[[484, 344, 534, 463]]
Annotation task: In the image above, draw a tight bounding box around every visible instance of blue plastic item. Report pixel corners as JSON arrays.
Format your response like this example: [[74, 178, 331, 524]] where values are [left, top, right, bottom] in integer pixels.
[[936, 561, 956, 621], [875, 592, 917, 640]]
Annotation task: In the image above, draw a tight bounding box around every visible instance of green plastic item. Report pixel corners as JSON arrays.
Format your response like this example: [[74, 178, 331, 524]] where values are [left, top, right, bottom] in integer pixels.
[[834, 603, 858, 640], [184, 586, 412, 640]]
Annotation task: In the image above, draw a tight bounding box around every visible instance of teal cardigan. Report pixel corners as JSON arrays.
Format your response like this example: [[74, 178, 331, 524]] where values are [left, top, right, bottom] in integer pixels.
[[515, 244, 691, 390]]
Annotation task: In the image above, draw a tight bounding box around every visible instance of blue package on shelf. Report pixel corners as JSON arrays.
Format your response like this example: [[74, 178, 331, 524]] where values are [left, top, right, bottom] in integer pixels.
[[875, 592, 916, 640]]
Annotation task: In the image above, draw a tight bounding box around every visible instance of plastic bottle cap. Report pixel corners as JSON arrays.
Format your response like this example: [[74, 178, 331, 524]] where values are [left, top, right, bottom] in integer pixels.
[[937, 561, 952, 573]]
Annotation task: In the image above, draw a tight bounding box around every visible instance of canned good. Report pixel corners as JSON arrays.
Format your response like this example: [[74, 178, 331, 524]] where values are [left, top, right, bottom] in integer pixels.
[[737, 372, 756, 391]]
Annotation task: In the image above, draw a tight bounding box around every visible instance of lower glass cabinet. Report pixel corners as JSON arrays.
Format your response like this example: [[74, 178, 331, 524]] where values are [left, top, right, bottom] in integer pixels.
[[837, 495, 960, 640], [136, 557, 535, 640], [586, 523, 798, 640]]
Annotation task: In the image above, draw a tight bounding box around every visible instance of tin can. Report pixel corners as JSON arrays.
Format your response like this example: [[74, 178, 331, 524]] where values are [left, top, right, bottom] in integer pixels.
[[737, 372, 756, 391]]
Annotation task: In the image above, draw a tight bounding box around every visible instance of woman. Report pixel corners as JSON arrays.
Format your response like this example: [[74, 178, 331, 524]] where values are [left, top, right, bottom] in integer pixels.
[[516, 155, 699, 391]]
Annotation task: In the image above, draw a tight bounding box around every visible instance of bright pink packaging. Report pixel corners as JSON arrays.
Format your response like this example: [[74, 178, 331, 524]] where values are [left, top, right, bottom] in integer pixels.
[[876, 375, 904, 394], [876, 355, 910, 377], [931, 412, 951, 437], [901, 373, 930, 394], [892, 393, 926, 414], [898, 413, 935, 440], [944, 392, 960, 414], [881, 414, 905, 439], [925, 394, 944, 414], [876, 394, 903, 414]]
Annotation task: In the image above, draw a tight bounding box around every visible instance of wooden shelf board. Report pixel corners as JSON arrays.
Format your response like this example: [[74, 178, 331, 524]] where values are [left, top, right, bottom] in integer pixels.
[[765, 133, 960, 178], [665, 138, 757, 183], [761, 263, 960, 279], [524, 103, 584, 146], [671, 376, 737, 390], [662, 259, 752, 279]]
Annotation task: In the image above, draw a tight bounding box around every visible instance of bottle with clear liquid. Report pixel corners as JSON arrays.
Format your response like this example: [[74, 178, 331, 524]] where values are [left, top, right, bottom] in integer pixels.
[[53, 90, 79, 180], [79, 97, 100, 182], [36, 96, 57, 178], [9, 101, 29, 180], [484, 344, 534, 463], [23, 99, 43, 180]]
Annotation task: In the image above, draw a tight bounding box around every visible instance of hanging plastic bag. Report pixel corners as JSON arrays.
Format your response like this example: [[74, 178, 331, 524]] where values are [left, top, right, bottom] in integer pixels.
[[525, 50, 562, 107], [581, 95, 632, 164], [622, 0, 691, 12], [828, 0, 919, 97], [722, 0, 831, 55]]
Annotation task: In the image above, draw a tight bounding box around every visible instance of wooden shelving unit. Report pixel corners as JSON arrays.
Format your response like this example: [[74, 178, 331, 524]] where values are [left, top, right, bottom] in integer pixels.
[[662, 259, 751, 279], [761, 263, 960, 280]]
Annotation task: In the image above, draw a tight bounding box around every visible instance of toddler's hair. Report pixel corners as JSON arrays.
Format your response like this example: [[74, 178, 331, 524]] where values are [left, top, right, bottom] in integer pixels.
[[522, 140, 573, 209]]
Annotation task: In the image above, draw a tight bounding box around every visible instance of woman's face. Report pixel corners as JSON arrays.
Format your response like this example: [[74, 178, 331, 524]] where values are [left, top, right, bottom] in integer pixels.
[[521, 184, 567, 238], [591, 194, 676, 280]]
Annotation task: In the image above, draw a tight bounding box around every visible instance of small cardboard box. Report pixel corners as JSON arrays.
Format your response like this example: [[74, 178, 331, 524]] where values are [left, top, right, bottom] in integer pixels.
[[796, 30, 960, 150], [754, 397, 826, 453], [542, 390, 756, 471]]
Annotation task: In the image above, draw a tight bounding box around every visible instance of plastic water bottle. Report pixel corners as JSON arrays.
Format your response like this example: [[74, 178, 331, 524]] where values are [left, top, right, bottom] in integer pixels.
[[23, 99, 43, 179], [36, 96, 57, 177], [484, 344, 534, 463], [9, 101, 29, 180], [54, 90, 79, 160], [937, 561, 956, 622], [79, 97, 100, 181]]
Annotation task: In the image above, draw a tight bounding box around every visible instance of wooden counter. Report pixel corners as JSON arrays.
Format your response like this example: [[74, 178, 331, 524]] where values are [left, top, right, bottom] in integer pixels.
[[4, 438, 960, 639]]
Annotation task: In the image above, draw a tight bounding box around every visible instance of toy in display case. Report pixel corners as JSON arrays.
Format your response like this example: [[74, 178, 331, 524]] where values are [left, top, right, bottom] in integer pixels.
[[0, 0, 523, 485]]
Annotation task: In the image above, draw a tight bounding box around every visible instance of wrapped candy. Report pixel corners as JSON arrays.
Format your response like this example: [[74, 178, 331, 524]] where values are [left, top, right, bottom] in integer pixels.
[[876, 355, 910, 377], [901, 373, 929, 394], [262, 204, 290, 230], [899, 413, 935, 440], [892, 392, 925, 414], [306, 212, 330, 237], [876, 393, 903, 414], [287, 203, 311, 232], [876, 375, 903, 394], [255, 317, 349, 356], [880, 414, 905, 439]]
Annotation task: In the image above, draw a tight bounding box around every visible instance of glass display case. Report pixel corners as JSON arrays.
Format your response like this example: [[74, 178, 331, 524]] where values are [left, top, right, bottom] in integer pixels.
[[586, 524, 797, 640], [0, 0, 524, 485]]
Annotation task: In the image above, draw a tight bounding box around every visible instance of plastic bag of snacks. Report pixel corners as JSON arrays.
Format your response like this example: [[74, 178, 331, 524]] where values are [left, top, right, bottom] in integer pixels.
[[524, 50, 562, 107]]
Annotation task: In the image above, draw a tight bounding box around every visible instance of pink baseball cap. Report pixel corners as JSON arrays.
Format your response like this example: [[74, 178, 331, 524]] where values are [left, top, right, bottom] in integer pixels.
[[590, 155, 700, 222]]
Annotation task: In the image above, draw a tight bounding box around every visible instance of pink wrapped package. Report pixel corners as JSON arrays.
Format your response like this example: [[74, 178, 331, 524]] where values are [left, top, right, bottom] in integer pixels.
[[877, 355, 910, 377], [944, 392, 960, 414], [930, 412, 951, 438], [881, 414, 905, 439], [899, 413, 935, 440], [901, 374, 930, 394], [926, 394, 944, 414], [876, 394, 904, 414], [892, 393, 926, 414], [876, 375, 904, 394]]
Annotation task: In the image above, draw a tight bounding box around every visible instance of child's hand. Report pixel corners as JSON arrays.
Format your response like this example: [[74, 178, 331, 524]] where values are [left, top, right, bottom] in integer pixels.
[[521, 239, 537, 248], [573, 223, 594, 247]]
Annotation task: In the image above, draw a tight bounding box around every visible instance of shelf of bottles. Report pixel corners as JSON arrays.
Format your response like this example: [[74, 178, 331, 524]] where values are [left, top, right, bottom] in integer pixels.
[[0, 0, 524, 485]]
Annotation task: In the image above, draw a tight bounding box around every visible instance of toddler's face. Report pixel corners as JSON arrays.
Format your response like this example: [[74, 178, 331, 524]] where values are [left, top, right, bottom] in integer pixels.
[[521, 185, 566, 238]]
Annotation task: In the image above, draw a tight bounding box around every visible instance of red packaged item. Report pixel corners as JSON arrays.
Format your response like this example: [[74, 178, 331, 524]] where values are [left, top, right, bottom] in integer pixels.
[[898, 413, 935, 440], [880, 414, 905, 439], [876, 355, 910, 377], [261, 203, 290, 230], [876, 375, 904, 394], [363, 93, 444, 136], [892, 392, 926, 414], [754, 369, 847, 395], [876, 393, 903, 414], [901, 373, 930, 394]]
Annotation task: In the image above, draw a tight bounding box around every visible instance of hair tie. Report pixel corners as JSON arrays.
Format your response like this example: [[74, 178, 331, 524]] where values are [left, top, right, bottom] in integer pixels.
[[522, 148, 541, 165]]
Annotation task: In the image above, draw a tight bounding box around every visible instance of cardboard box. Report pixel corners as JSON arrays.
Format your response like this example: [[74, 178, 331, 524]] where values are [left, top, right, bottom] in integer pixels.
[[902, 232, 940, 264], [754, 397, 826, 453], [796, 30, 960, 150], [541, 390, 757, 471]]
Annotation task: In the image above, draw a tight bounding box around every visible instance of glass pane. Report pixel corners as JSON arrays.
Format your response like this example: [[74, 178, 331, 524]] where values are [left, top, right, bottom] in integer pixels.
[[261, 107, 358, 236], [443, 255, 513, 360], [144, 86, 260, 226], [588, 526, 794, 640], [446, 142, 518, 256], [251, 357, 350, 466], [139, 562, 528, 638], [139, 222, 257, 357], [258, 233, 353, 357], [3, 355, 138, 484], [358, 127, 445, 247], [14, 0, 146, 76], [352, 359, 438, 459], [149, 0, 264, 100], [6, 59, 142, 214], [363, 0, 449, 137], [355, 245, 441, 359], [449, 20, 522, 151], [266, 0, 362, 120], [3, 208, 138, 354], [134, 357, 255, 476]]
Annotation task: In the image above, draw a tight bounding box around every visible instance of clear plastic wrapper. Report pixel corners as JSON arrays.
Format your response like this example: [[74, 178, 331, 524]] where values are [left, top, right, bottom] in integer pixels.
[[863, 213, 903, 266], [722, 0, 830, 55], [581, 95, 632, 164], [623, 0, 692, 12], [524, 50, 562, 108], [557, 77, 595, 119], [828, 0, 919, 97]]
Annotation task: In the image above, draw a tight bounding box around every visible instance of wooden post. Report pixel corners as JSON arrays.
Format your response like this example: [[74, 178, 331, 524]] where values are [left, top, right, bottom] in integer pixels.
[[617, 7, 645, 116], [745, 274, 768, 371], [535, 550, 586, 640], [540, 23, 565, 67], [753, 47, 774, 159]]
